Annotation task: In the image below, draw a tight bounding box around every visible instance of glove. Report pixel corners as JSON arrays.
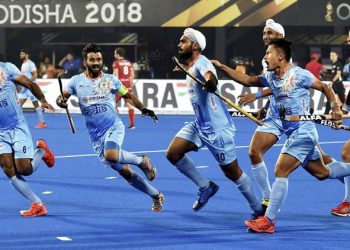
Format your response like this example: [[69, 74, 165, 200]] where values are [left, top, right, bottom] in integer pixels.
[[141, 108, 158, 123], [56, 95, 68, 108], [204, 80, 217, 93]]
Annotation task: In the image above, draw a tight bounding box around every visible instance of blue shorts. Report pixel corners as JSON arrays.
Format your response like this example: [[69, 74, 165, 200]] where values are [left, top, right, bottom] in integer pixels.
[[92, 121, 125, 166], [0, 122, 34, 159], [256, 115, 283, 139], [18, 88, 38, 102], [281, 122, 320, 163], [176, 122, 237, 165]]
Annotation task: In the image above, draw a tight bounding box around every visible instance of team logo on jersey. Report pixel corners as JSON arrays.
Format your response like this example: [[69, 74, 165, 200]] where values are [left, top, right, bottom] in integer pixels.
[[95, 76, 114, 95], [0, 69, 8, 86], [280, 73, 295, 94]]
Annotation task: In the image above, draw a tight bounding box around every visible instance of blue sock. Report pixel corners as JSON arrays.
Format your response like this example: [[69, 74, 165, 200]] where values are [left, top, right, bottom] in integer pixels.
[[234, 172, 262, 213], [345, 177, 350, 201], [252, 161, 271, 199], [35, 107, 45, 122], [10, 175, 41, 203], [128, 171, 159, 197], [119, 150, 142, 165], [326, 161, 350, 179], [175, 155, 210, 189], [265, 177, 288, 221], [31, 148, 44, 172]]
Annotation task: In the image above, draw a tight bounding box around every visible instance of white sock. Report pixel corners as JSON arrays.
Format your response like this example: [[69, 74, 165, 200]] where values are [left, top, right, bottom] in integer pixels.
[[10, 175, 41, 203], [175, 155, 209, 189], [252, 161, 271, 199], [234, 172, 262, 213], [265, 177, 288, 221]]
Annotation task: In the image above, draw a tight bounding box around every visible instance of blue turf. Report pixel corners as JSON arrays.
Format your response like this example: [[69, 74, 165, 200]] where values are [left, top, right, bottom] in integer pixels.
[[0, 113, 349, 249]]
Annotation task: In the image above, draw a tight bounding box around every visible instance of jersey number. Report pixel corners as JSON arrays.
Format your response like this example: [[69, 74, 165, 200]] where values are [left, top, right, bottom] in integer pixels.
[[123, 66, 129, 75]]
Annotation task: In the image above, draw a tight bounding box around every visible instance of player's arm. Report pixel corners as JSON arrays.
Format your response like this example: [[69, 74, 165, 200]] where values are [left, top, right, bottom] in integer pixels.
[[332, 67, 341, 83], [113, 67, 119, 78], [211, 59, 260, 87], [15, 74, 54, 111], [203, 70, 218, 93], [118, 86, 158, 122], [312, 79, 342, 120], [31, 70, 37, 81], [238, 88, 272, 106]]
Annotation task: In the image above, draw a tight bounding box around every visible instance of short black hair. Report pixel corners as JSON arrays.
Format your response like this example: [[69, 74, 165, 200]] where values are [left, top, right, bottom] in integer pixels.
[[115, 47, 126, 57], [20, 48, 29, 55], [82, 43, 102, 61], [268, 38, 293, 62]]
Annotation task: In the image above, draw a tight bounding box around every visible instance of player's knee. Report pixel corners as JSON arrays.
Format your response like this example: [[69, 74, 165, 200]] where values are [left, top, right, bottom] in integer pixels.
[[248, 147, 262, 163], [118, 165, 133, 180], [104, 150, 119, 163], [17, 162, 33, 176], [165, 150, 181, 165], [220, 162, 242, 180], [341, 145, 350, 162]]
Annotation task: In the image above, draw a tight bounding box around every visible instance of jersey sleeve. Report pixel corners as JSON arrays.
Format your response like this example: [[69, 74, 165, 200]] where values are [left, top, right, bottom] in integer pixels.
[[109, 75, 128, 96], [66, 77, 77, 95], [7, 63, 23, 81], [30, 61, 37, 72], [299, 69, 315, 89], [112, 60, 119, 69], [198, 59, 217, 78], [257, 74, 270, 87]]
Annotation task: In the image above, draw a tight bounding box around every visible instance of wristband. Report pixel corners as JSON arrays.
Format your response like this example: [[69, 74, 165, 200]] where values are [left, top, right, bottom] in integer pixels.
[[330, 101, 340, 108], [255, 91, 263, 99]]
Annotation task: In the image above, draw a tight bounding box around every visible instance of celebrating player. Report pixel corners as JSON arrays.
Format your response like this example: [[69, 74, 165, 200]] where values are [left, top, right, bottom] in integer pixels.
[[56, 43, 164, 212], [166, 28, 264, 217], [0, 61, 55, 217], [18, 49, 47, 128], [214, 38, 350, 233]]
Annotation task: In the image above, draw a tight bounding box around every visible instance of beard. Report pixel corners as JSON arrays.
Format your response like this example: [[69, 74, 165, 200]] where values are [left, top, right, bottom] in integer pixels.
[[87, 64, 102, 77], [179, 49, 192, 60]]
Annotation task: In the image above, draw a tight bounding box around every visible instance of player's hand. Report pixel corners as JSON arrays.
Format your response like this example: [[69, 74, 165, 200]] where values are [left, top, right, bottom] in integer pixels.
[[331, 107, 342, 121], [56, 95, 68, 109], [238, 93, 257, 106], [141, 108, 158, 123], [41, 99, 55, 112], [204, 80, 217, 93], [256, 108, 267, 120], [211, 60, 222, 68]]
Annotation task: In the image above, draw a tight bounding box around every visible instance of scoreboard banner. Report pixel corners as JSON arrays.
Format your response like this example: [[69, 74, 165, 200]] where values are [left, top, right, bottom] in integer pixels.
[[28, 78, 350, 115], [0, 0, 349, 27]]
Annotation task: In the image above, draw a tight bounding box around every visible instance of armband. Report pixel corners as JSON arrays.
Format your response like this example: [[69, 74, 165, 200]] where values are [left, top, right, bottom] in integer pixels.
[[118, 85, 128, 96], [255, 91, 263, 99]]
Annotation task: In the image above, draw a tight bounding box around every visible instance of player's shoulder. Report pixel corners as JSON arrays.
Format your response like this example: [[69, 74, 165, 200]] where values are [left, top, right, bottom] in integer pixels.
[[293, 65, 312, 76], [69, 72, 84, 84], [2, 62, 19, 72]]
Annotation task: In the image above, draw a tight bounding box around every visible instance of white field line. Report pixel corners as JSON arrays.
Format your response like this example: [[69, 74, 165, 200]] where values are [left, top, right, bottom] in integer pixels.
[[55, 141, 347, 159]]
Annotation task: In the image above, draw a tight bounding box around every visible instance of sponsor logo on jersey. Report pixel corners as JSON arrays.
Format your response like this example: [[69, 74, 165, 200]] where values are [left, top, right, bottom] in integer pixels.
[[0, 99, 8, 108], [82, 95, 106, 104], [82, 104, 107, 116]]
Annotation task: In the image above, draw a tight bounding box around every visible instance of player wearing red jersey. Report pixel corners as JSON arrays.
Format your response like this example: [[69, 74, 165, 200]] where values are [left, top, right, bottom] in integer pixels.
[[113, 47, 136, 129]]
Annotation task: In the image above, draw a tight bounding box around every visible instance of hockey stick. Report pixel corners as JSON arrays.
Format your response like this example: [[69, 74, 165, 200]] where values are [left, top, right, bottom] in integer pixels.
[[284, 114, 350, 121], [58, 76, 76, 133], [314, 119, 350, 131], [172, 56, 264, 126]]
